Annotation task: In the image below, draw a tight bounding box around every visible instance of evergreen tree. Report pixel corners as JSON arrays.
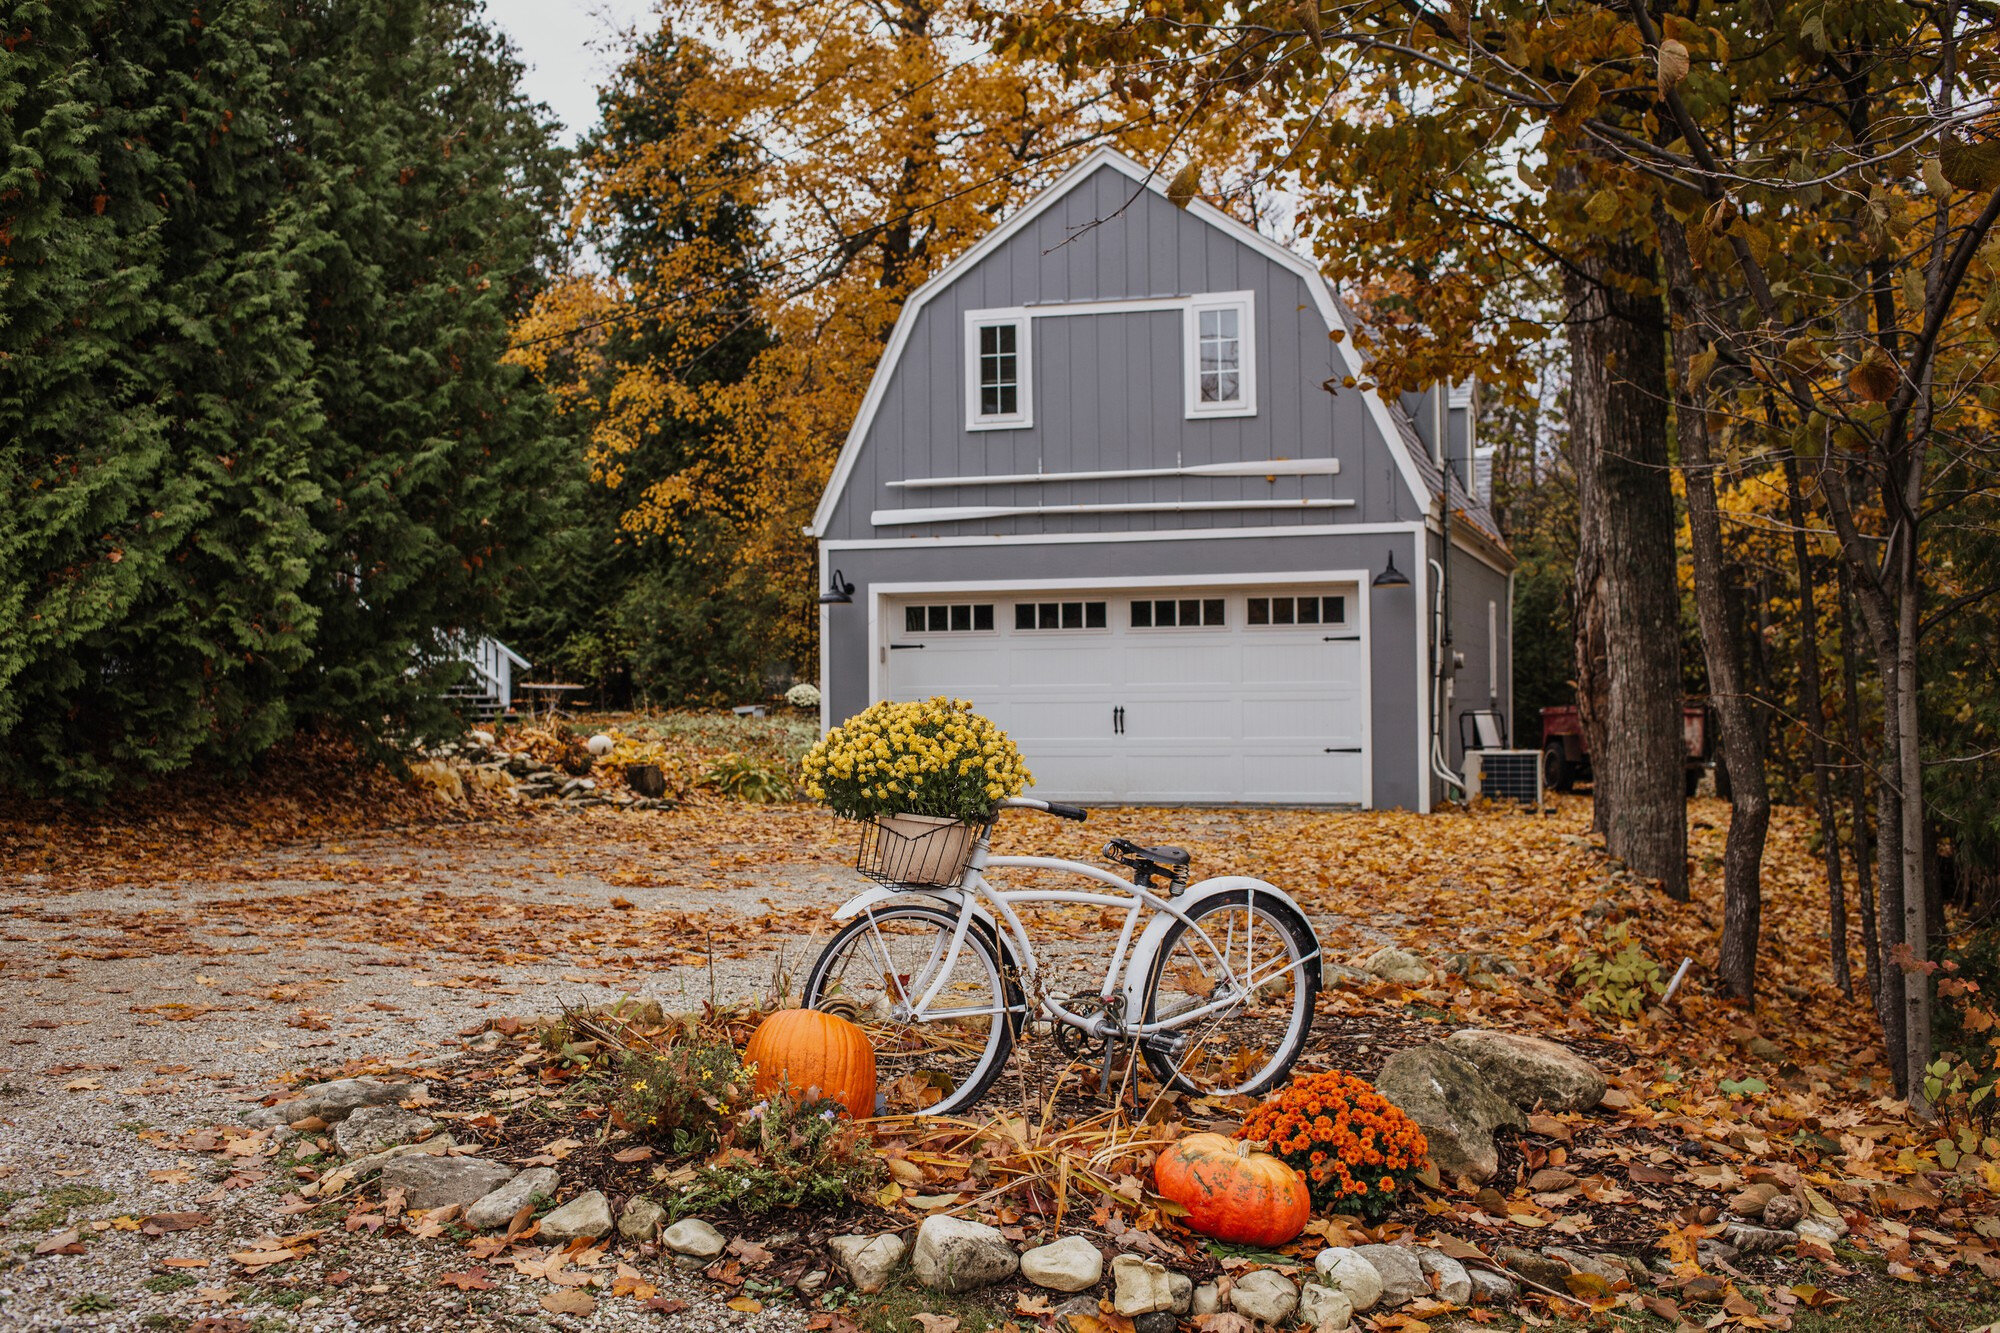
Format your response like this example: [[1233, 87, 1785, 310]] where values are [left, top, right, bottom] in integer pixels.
[[0, 0, 565, 796]]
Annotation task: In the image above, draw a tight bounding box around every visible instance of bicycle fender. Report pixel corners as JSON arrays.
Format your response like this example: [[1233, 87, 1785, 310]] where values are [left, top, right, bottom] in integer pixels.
[[831, 886, 1003, 939], [1120, 876, 1323, 1009]]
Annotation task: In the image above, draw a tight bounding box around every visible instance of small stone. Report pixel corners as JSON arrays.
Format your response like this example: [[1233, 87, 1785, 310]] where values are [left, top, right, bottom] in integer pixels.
[[1134, 1314, 1177, 1333], [334, 1105, 438, 1158], [1299, 1282, 1355, 1331], [1494, 1245, 1568, 1290], [1227, 1270, 1299, 1325], [912, 1215, 1018, 1293], [244, 1077, 427, 1127], [1315, 1247, 1385, 1312], [619, 1196, 666, 1242], [1112, 1254, 1176, 1316], [1760, 1194, 1803, 1229], [1362, 946, 1431, 984], [588, 734, 615, 756], [1467, 1268, 1518, 1307], [465, 1168, 559, 1230], [1795, 1212, 1848, 1244], [1191, 1284, 1221, 1317], [379, 1154, 513, 1212], [830, 1233, 906, 1294], [1354, 1245, 1429, 1307], [1721, 1223, 1795, 1254], [1697, 1238, 1740, 1267], [1418, 1251, 1473, 1305], [1020, 1235, 1103, 1292], [798, 1271, 828, 1296], [1168, 1271, 1193, 1314], [662, 1217, 727, 1259], [539, 1190, 614, 1242], [1545, 1248, 1633, 1285], [1055, 1298, 1102, 1333]]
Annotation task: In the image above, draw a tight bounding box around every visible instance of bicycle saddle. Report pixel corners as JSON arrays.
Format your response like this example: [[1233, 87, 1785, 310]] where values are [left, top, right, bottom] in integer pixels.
[[1105, 837, 1191, 874]]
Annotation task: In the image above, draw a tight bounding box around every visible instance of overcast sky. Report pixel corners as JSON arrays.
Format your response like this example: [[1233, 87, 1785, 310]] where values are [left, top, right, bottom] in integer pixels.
[[483, 0, 659, 143]]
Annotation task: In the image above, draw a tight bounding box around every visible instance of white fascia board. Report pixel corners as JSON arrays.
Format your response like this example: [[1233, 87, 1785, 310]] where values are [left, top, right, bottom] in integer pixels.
[[872, 498, 1353, 526], [888, 458, 1340, 490], [809, 143, 1433, 536], [821, 519, 1424, 551]]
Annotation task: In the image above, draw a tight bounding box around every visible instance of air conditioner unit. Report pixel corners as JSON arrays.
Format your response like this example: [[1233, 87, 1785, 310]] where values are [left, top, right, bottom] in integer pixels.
[[1462, 749, 1543, 804]]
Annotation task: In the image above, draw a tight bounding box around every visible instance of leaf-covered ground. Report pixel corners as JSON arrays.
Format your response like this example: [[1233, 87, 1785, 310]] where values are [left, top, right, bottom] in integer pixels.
[[1, 747, 1994, 1331]]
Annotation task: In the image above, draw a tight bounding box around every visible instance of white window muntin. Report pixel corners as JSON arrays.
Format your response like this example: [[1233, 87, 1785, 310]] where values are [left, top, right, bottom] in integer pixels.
[[964, 309, 1032, 430], [1185, 292, 1255, 418]]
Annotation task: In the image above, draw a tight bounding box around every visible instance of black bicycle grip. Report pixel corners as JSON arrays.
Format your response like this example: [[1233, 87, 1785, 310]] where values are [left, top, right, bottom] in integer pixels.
[[1043, 802, 1088, 822]]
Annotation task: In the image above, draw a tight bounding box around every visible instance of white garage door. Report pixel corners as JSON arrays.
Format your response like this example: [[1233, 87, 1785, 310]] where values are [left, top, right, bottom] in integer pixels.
[[879, 584, 1367, 804]]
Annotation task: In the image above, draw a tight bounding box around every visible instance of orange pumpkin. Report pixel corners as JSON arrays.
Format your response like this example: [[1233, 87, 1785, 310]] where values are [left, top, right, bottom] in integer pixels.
[[1154, 1132, 1311, 1247], [744, 1009, 878, 1119]]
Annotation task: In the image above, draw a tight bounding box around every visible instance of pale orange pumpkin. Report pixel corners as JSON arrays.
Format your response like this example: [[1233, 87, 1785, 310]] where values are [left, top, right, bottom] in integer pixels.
[[1153, 1132, 1311, 1247], [744, 1009, 878, 1119]]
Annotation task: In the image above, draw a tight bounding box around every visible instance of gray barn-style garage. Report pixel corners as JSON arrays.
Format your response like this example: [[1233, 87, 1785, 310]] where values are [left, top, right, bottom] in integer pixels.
[[807, 149, 1512, 811]]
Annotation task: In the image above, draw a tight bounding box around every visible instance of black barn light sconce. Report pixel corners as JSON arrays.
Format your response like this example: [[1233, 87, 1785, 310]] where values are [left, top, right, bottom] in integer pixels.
[[818, 569, 856, 605], [1372, 551, 1411, 589]]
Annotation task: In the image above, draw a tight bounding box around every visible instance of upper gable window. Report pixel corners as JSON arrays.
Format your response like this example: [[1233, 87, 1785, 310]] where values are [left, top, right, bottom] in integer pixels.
[[965, 310, 1032, 430], [1185, 293, 1256, 419]]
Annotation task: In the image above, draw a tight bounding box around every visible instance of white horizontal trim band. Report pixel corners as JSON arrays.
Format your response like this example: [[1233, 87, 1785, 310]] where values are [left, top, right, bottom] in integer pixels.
[[820, 521, 1425, 550], [888, 458, 1340, 490], [871, 498, 1355, 526]]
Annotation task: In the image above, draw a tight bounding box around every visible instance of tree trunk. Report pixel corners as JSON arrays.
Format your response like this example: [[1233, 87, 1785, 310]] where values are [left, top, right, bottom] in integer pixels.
[[1838, 568, 1881, 1006], [1562, 227, 1687, 898], [1660, 218, 1768, 998], [1785, 457, 1850, 995], [1894, 510, 1931, 1110]]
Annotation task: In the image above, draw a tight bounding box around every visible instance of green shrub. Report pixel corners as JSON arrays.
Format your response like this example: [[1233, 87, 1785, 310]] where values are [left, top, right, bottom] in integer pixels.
[[616, 1042, 751, 1154], [702, 752, 794, 803], [1570, 925, 1665, 1020], [674, 1089, 881, 1217]]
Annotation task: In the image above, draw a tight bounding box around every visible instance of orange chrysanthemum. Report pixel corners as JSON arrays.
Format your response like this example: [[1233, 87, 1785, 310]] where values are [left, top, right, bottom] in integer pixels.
[[1235, 1070, 1430, 1220]]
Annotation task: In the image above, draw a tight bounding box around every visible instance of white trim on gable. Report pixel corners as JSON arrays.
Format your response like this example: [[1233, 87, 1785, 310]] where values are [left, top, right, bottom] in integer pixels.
[[806, 146, 1435, 537]]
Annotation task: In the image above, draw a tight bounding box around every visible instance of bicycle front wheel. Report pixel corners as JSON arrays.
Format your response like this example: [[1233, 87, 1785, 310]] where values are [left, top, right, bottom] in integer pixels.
[[800, 902, 1019, 1116], [1141, 889, 1319, 1096]]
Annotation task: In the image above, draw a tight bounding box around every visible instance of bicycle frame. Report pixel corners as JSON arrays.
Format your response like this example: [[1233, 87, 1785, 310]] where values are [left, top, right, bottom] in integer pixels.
[[835, 819, 1320, 1044]]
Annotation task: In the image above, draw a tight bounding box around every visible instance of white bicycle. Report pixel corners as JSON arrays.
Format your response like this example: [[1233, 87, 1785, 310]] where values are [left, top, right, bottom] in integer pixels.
[[802, 797, 1323, 1115]]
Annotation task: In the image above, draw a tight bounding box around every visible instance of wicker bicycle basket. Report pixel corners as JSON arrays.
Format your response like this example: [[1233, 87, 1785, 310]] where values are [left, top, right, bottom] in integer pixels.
[[856, 813, 978, 888]]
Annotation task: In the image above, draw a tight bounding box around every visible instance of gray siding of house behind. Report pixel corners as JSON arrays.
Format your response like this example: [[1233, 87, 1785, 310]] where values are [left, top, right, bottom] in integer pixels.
[[1433, 534, 1514, 774], [819, 164, 1426, 542], [821, 529, 1428, 809]]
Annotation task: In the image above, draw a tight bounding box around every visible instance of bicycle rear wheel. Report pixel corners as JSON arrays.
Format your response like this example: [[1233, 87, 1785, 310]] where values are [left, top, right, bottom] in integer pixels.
[[1140, 889, 1319, 1096], [800, 902, 1019, 1116]]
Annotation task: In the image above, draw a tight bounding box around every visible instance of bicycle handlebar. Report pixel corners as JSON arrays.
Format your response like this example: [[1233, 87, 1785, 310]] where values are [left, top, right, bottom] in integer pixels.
[[999, 796, 1089, 822]]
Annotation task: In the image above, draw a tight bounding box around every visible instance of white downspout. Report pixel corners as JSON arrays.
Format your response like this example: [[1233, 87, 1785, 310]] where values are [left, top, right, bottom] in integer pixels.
[[1429, 557, 1466, 796]]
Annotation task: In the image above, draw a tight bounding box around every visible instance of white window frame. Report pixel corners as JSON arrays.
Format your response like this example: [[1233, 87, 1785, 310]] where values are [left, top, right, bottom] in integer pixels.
[[964, 309, 1032, 430], [1184, 291, 1256, 419]]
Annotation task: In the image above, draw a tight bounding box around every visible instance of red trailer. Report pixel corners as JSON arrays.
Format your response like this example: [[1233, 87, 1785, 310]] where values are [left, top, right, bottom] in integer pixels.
[[1540, 703, 1713, 797]]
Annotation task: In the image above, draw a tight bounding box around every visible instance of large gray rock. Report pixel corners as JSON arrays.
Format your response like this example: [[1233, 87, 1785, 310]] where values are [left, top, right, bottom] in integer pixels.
[[1112, 1255, 1175, 1315], [1227, 1270, 1299, 1325], [619, 1196, 665, 1242], [1020, 1235, 1102, 1292], [1362, 946, 1431, 984], [1494, 1245, 1568, 1290], [245, 1078, 427, 1127], [465, 1168, 558, 1230], [378, 1154, 513, 1211], [1374, 1045, 1524, 1183], [320, 1135, 454, 1191], [1298, 1282, 1355, 1331], [1442, 1030, 1607, 1113], [1417, 1250, 1472, 1304], [1353, 1245, 1429, 1307], [1546, 1247, 1640, 1283], [911, 1215, 1018, 1293], [539, 1190, 613, 1242], [334, 1105, 438, 1157], [662, 1218, 727, 1259], [1314, 1247, 1384, 1312], [830, 1233, 905, 1294]]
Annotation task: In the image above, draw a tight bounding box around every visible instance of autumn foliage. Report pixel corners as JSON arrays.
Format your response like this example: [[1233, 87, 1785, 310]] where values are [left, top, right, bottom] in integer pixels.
[[1236, 1069, 1430, 1219]]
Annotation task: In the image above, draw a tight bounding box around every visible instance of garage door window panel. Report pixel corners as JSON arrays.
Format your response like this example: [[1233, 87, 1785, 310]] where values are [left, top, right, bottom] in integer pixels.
[[905, 603, 995, 634], [1015, 601, 1107, 631], [1130, 598, 1225, 629], [1247, 595, 1347, 628]]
